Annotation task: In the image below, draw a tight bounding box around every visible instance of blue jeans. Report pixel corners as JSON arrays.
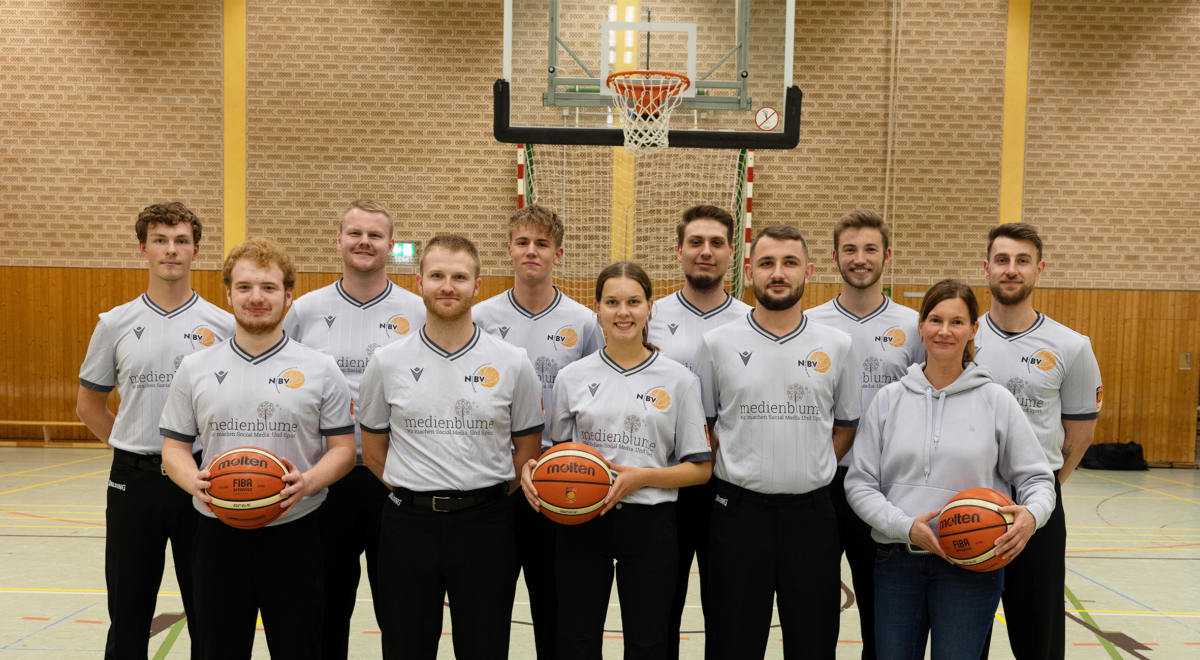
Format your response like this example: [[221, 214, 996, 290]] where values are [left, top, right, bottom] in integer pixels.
[[873, 544, 1004, 660]]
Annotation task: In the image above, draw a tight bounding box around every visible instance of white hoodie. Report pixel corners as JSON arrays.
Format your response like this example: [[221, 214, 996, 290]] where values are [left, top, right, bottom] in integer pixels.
[[845, 363, 1056, 545]]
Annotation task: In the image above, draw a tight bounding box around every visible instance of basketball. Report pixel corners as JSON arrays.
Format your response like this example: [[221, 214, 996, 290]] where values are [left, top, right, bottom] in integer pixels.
[[937, 488, 1017, 572], [531, 442, 613, 525], [205, 447, 289, 530]]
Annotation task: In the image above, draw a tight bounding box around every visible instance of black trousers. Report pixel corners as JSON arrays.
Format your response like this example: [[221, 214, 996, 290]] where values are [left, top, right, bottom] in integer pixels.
[[831, 466, 878, 660], [556, 501, 678, 660], [319, 465, 390, 660], [512, 490, 559, 659], [668, 478, 717, 660], [377, 491, 516, 660], [191, 513, 324, 660], [707, 480, 841, 660], [104, 451, 201, 660], [980, 478, 1066, 660]]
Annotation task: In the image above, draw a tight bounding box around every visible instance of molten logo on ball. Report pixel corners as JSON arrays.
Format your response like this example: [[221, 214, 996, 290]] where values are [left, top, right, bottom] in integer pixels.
[[546, 461, 596, 476]]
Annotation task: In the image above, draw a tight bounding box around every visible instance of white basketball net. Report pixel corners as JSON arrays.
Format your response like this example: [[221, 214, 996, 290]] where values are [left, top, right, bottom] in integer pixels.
[[607, 72, 690, 157]]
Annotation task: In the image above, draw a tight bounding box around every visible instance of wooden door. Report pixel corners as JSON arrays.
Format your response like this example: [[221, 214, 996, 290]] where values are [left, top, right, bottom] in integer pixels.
[[1118, 319, 1199, 465]]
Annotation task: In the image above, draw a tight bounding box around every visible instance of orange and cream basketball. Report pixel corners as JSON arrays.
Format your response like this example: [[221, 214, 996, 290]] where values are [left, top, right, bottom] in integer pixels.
[[205, 447, 289, 529], [937, 488, 1016, 572], [531, 443, 612, 525]]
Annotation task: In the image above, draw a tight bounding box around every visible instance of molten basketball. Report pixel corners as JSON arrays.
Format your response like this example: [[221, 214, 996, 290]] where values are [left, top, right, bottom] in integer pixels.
[[937, 488, 1016, 572], [531, 442, 612, 525], [205, 447, 289, 530]]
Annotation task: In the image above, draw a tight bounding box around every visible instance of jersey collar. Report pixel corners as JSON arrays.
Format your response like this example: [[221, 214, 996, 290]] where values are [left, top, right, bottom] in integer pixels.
[[335, 279, 393, 309], [747, 312, 808, 344], [832, 294, 889, 323], [231, 332, 290, 364], [419, 324, 481, 361], [140, 291, 199, 318], [676, 291, 734, 319], [985, 312, 1045, 341], [506, 287, 563, 321], [599, 348, 659, 376]]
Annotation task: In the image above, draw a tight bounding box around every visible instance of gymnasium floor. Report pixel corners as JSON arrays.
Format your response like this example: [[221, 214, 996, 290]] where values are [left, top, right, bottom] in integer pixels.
[[0, 447, 1196, 659]]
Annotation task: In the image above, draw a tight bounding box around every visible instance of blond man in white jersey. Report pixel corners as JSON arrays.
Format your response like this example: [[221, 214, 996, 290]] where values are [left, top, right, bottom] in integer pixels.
[[976, 224, 1101, 660], [77, 202, 234, 660], [473, 204, 603, 660], [282, 200, 425, 660], [805, 209, 922, 659], [646, 204, 750, 660], [359, 235, 544, 660], [696, 225, 860, 659], [160, 239, 356, 659]]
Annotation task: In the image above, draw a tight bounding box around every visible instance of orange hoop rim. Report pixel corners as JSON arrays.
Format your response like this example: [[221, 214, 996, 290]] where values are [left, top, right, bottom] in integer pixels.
[[605, 70, 692, 97]]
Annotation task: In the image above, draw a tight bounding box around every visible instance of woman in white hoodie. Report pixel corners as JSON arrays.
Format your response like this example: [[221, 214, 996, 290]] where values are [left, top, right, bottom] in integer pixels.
[[845, 279, 1055, 660]]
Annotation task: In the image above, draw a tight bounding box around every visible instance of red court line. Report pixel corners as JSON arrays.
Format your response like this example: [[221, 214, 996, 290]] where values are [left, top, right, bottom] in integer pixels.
[[363, 631, 381, 634], [604, 636, 623, 639], [679, 637, 690, 641], [1065, 541, 1200, 554], [0, 509, 106, 527], [75, 620, 104, 624], [839, 640, 864, 644], [1185, 642, 1200, 645], [22, 617, 49, 621]]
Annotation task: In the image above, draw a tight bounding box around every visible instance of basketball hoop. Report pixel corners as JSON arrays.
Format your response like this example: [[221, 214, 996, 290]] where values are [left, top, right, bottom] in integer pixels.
[[605, 70, 691, 157]]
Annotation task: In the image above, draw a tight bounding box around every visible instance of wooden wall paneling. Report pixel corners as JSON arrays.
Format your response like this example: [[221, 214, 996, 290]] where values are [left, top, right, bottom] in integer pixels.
[[1118, 319, 1198, 465]]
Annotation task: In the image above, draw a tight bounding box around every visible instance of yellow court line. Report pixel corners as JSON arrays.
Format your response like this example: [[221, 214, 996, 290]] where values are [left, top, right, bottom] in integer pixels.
[[0, 511, 106, 516], [1, 474, 108, 479], [1080, 473, 1200, 505], [0, 516, 105, 521], [1064, 496, 1176, 501], [994, 613, 1007, 625], [0, 469, 111, 496], [1067, 546, 1200, 552], [1070, 532, 1200, 538], [1065, 609, 1200, 616], [4, 504, 107, 508], [0, 454, 110, 479], [1141, 473, 1200, 490], [1069, 525, 1200, 531], [0, 525, 106, 529], [0, 587, 180, 595]]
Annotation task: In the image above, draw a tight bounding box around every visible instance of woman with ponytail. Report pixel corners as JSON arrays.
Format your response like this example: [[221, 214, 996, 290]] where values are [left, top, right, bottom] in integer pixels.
[[520, 261, 712, 659]]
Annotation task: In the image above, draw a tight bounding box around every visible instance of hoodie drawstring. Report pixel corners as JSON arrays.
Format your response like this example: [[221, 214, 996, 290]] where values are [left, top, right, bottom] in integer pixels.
[[923, 387, 948, 481]]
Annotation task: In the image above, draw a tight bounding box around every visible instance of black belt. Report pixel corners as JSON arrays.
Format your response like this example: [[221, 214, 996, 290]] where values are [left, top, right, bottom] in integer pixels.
[[715, 479, 830, 506], [879, 542, 932, 556], [389, 484, 506, 513], [113, 447, 199, 475]]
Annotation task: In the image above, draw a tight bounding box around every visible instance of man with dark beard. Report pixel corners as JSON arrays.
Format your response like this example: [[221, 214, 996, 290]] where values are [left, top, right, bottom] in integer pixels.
[[975, 223, 1102, 660], [358, 234, 545, 660], [646, 205, 751, 659], [805, 209, 922, 658], [695, 225, 860, 660]]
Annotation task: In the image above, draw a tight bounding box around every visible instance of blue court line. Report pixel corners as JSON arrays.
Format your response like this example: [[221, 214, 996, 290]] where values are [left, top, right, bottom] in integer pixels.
[[1066, 567, 1200, 636], [1, 602, 98, 649]]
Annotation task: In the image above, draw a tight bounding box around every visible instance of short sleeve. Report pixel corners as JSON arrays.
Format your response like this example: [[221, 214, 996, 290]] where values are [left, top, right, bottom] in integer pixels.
[[673, 375, 711, 462], [158, 359, 198, 443], [1061, 338, 1102, 420], [511, 356, 546, 438], [356, 355, 391, 435], [695, 337, 719, 426], [79, 317, 116, 392], [581, 315, 605, 357], [282, 303, 303, 343], [832, 341, 862, 427], [549, 374, 575, 444], [318, 357, 354, 437]]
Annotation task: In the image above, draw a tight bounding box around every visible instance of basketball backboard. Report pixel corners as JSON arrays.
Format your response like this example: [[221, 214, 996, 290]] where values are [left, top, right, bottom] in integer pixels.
[[497, 0, 801, 149]]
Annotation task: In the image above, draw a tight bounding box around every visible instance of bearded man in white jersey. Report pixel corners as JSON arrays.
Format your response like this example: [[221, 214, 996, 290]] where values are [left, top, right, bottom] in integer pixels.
[[696, 225, 860, 660], [646, 204, 751, 660], [282, 199, 425, 660], [473, 204, 603, 660], [976, 223, 1101, 660], [77, 202, 234, 660], [160, 238, 357, 659], [805, 209, 922, 659]]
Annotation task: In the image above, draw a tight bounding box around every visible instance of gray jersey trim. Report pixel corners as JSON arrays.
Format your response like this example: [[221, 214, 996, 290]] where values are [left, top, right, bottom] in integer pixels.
[[419, 325, 481, 361], [506, 287, 563, 321], [747, 313, 808, 344], [80, 378, 114, 393], [335, 279, 393, 309], [358, 422, 390, 435], [831, 295, 890, 323], [676, 291, 735, 319], [231, 334, 290, 364], [833, 418, 861, 428], [986, 312, 1046, 341], [160, 427, 196, 443], [599, 349, 659, 377], [679, 452, 712, 464], [321, 424, 356, 437], [141, 291, 200, 318], [513, 422, 546, 437], [1061, 411, 1100, 421]]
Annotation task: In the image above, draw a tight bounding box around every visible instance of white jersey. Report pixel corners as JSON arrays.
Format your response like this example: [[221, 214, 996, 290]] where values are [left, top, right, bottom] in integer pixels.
[[696, 313, 861, 495], [974, 312, 1103, 470], [551, 350, 710, 505], [79, 292, 235, 455], [474, 287, 604, 448], [805, 295, 924, 466], [282, 279, 426, 459], [356, 325, 546, 492], [158, 334, 354, 525], [647, 291, 753, 373]]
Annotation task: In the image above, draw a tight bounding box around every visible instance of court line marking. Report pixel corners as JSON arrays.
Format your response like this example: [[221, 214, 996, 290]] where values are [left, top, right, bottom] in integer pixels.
[[1, 602, 98, 649], [1067, 567, 1200, 635], [0, 525, 108, 529], [1, 504, 106, 508], [1063, 584, 1123, 660], [1076, 473, 1200, 505], [0, 511, 106, 526], [1067, 542, 1200, 554], [0, 469, 111, 496], [0, 455, 109, 479], [1069, 526, 1200, 531], [1070, 532, 1200, 537], [1140, 473, 1200, 490], [0, 587, 181, 595], [151, 615, 188, 660]]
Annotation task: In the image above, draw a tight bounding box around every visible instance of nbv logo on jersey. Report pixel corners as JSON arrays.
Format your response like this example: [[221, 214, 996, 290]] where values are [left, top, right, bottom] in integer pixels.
[[668, 323, 679, 335], [269, 368, 306, 392], [548, 326, 579, 350], [1021, 349, 1057, 373], [800, 349, 832, 376], [636, 387, 672, 411], [324, 316, 336, 328], [465, 364, 500, 390], [411, 367, 424, 382], [739, 351, 753, 365], [381, 315, 410, 337], [133, 326, 145, 339], [185, 326, 216, 349], [875, 327, 907, 349], [499, 326, 511, 338]]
